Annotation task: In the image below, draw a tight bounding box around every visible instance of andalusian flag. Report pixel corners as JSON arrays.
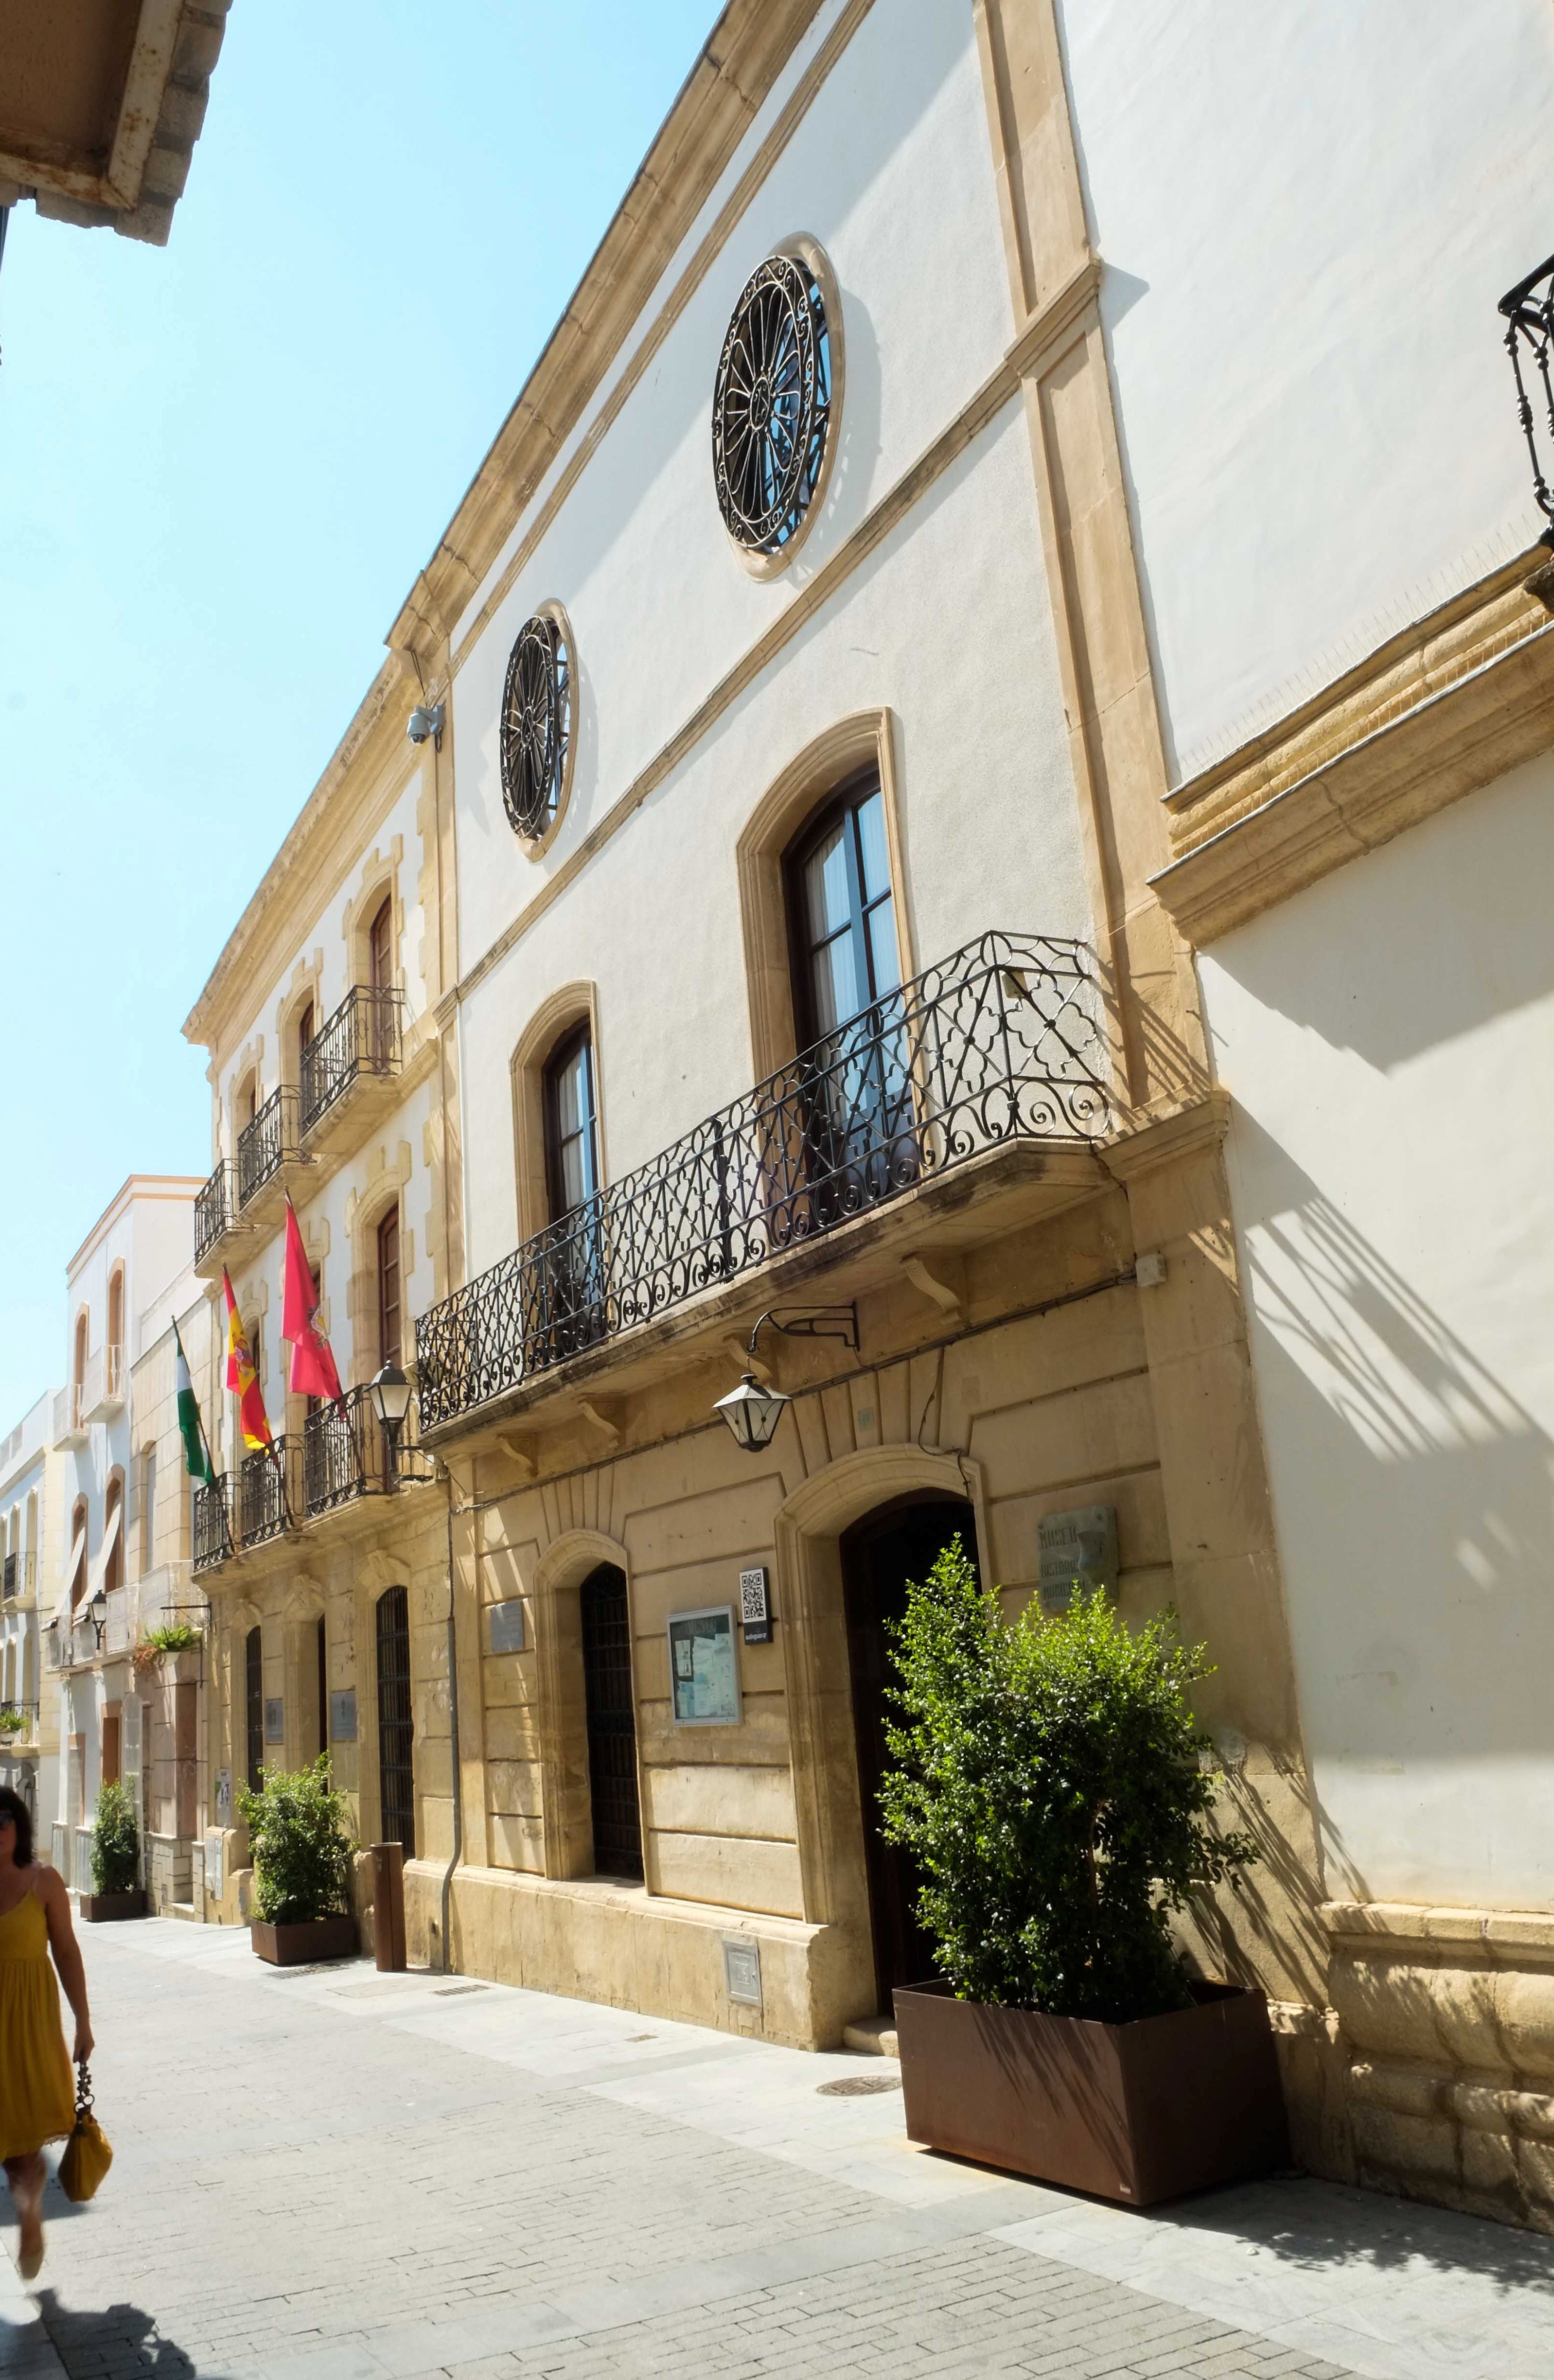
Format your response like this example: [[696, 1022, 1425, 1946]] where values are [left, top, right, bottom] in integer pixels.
[[173, 1319, 215, 1485], [222, 1268, 273, 1451]]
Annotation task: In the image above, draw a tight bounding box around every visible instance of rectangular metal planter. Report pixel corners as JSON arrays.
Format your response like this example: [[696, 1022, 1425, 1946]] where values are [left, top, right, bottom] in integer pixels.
[[893, 1978, 1289, 2206], [250, 1915, 359, 1966], [78, 1890, 147, 1923]]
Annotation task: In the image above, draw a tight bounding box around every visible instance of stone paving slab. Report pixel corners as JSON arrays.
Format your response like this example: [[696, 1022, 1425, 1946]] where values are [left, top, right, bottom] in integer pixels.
[[1, 1920, 1550, 2378]]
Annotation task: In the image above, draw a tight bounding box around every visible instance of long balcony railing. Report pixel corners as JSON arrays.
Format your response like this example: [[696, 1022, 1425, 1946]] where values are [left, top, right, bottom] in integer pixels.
[[193, 1475, 237, 1575], [194, 1161, 237, 1264], [415, 930, 1109, 1433], [300, 986, 403, 1137], [236, 1085, 304, 1210], [303, 1384, 434, 1513], [2, 1552, 36, 1604]]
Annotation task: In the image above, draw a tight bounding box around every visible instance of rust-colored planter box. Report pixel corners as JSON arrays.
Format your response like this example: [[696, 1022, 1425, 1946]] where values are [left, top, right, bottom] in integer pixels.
[[79, 1890, 146, 1923], [894, 1978, 1288, 2206], [250, 1915, 359, 1966]]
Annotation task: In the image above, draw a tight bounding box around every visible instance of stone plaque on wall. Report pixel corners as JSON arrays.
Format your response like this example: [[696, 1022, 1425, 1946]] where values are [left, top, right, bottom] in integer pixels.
[[329, 1691, 357, 1742], [1037, 1505, 1119, 1617], [488, 1599, 527, 1655], [264, 1697, 284, 1743], [723, 1936, 762, 2008]]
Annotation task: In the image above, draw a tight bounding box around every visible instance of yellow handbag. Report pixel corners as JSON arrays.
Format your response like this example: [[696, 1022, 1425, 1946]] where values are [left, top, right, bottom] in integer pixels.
[[58, 2060, 112, 2204]]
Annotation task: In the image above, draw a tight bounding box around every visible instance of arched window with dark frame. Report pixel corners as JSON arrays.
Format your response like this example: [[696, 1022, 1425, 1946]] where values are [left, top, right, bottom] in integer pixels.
[[783, 772, 912, 1222], [540, 1023, 605, 1358], [368, 897, 393, 993], [376, 1206, 401, 1367], [295, 998, 315, 1089]]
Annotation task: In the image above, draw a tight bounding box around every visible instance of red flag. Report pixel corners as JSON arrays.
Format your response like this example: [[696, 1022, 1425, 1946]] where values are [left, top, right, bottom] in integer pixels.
[[283, 1197, 344, 1406]]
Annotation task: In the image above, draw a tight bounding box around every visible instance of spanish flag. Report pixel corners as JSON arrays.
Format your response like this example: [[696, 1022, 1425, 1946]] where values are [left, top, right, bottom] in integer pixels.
[[222, 1269, 273, 1451]]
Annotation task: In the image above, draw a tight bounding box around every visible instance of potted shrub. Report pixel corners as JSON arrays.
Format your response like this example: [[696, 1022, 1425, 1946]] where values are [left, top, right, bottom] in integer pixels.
[[80, 1781, 146, 1920], [239, 1756, 360, 1965], [0, 1704, 27, 1738], [881, 1549, 1288, 2205], [136, 1621, 203, 1683]]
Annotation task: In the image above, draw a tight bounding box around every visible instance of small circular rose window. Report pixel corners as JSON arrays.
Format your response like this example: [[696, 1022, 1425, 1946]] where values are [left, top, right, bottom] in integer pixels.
[[499, 605, 574, 846], [711, 247, 835, 563]]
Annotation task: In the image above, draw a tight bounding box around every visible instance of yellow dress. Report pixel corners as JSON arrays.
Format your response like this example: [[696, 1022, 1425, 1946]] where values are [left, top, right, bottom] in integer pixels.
[[0, 1888, 75, 2159]]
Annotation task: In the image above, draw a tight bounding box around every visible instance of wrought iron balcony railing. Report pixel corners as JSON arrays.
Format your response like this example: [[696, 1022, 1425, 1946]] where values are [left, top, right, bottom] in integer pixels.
[[303, 1384, 434, 1514], [194, 1161, 236, 1263], [300, 986, 403, 1138], [415, 930, 1109, 1433], [238, 1438, 299, 1548], [236, 1085, 303, 1210], [1500, 252, 1554, 542], [193, 1474, 237, 1574]]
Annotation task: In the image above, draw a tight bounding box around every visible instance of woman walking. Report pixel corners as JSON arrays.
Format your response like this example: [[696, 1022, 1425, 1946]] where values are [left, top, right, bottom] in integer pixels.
[[0, 1787, 92, 2282]]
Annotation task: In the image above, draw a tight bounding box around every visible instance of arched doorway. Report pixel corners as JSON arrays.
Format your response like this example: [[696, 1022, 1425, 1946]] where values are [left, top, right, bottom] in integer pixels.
[[375, 1585, 415, 1860], [841, 1493, 977, 2010], [578, 1563, 641, 1880]]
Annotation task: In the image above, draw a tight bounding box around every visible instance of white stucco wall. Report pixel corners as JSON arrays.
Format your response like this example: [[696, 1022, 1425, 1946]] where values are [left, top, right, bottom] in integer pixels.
[[1203, 759, 1554, 1910], [1060, 0, 1554, 778], [450, 0, 1092, 1278]]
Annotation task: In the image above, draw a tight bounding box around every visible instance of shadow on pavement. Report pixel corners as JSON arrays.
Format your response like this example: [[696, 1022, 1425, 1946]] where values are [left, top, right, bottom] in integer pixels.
[[33, 2288, 197, 2377], [1152, 2175, 1554, 2295]]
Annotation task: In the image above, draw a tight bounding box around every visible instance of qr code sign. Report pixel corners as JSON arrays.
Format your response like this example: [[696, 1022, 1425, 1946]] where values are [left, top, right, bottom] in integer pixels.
[[739, 1567, 768, 1623]]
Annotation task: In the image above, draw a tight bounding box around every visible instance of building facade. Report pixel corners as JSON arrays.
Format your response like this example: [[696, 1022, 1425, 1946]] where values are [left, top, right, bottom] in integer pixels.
[[167, 0, 1554, 2235], [181, 648, 455, 1921], [0, 1394, 63, 1825]]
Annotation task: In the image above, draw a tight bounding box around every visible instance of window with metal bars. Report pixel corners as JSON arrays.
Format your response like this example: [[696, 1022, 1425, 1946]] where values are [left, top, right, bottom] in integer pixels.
[[579, 1564, 642, 1880], [375, 1585, 415, 1861]]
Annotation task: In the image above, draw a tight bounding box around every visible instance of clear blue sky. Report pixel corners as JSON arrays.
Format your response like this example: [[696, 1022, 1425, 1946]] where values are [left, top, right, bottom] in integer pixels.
[[0, 0, 718, 1425]]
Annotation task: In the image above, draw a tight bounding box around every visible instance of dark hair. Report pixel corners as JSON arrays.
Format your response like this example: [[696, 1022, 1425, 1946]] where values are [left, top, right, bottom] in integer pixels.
[[0, 1786, 34, 1865]]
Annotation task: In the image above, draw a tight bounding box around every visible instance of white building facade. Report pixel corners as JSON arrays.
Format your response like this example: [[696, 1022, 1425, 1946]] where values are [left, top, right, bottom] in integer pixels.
[[0, 1395, 63, 1826]]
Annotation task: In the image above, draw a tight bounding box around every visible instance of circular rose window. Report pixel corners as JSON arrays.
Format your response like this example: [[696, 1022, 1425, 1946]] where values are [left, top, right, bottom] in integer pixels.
[[499, 604, 574, 847], [711, 245, 837, 566]]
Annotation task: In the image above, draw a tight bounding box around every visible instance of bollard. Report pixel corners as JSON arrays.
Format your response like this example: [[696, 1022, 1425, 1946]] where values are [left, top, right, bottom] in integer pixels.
[[371, 1840, 406, 1972]]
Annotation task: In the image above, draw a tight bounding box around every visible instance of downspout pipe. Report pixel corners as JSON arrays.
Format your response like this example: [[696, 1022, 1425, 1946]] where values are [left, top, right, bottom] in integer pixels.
[[439, 1471, 463, 1975]]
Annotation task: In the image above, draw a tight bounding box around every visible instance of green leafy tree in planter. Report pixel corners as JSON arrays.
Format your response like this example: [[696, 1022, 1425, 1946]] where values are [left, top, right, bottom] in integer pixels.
[[879, 1544, 1259, 2023], [237, 1756, 355, 1926], [90, 1781, 140, 1896]]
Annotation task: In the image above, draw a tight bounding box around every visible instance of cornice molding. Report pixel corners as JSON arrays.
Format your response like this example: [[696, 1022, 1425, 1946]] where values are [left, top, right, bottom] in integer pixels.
[[1102, 1090, 1230, 1186], [1152, 549, 1554, 944], [385, 0, 834, 678]]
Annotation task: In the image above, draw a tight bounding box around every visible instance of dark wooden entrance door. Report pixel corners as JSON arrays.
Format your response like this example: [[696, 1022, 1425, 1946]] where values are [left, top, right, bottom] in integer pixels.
[[842, 1495, 976, 2011], [580, 1563, 643, 1879], [376, 1584, 415, 1860]]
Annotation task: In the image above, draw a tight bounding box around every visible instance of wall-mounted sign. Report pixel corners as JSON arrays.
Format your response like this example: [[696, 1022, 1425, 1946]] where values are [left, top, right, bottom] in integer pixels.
[[739, 1566, 773, 1645], [205, 1829, 224, 1901], [488, 1599, 527, 1655], [669, 1607, 740, 1725], [329, 1690, 357, 1743], [214, 1767, 231, 1820], [264, 1697, 285, 1744], [723, 1936, 762, 2008], [1037, 1505, 1119, 1618]]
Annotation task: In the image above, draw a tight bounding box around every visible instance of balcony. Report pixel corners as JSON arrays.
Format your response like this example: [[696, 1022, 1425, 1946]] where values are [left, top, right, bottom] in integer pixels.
[[415, 930, 1111, 1437], [52, 1385, 89, 1448], [103, 1562, 195, 1657], [193, 1160, 250, 1276], [193, 1392, 433, 1573], [1500, 251, 1554, 546], [300, 985, 404, 1153], [2, 1552, 37, 1608], [81, 1343, 125, 1423], [0, 1701, 40, 1756], [234, 1085, 308, 1230]]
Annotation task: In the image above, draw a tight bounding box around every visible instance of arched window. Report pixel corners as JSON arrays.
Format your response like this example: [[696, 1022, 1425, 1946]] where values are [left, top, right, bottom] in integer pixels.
[[295, 998, 315, 1084], [376, 1207, 401, 1367], [67, 1495, 88, 1612], [541, 1025, 604, 1360], [375, 1585, 414, 1859], [73, 1311, 88, 1391], [106, 1267, 124, 1357], [140, 1445, 158, 1571], [369, 898, 393, 994], [102, 1476, 124, 1598]]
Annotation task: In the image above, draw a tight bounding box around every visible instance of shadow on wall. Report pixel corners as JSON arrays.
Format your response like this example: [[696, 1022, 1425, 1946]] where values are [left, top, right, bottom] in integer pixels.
[[1226, 1108, 1554, 1900]]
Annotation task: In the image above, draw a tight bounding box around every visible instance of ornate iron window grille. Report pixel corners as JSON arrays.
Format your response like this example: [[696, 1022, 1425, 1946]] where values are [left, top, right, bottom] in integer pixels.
[[235, 1086, 303, 1209], [193, 1475, 236, 1574], [302, 1385, 433, 1518], [500, 609, 573, 841], [415, 930, 1109, 1433], [299, 986, 403, 1137], [1500, 251, 1554, 542], [375, 1584, 416, 1861], [194, 1161, 235, 1263], [238, 1438, 296, 1548], [712, 250, 831, 556]]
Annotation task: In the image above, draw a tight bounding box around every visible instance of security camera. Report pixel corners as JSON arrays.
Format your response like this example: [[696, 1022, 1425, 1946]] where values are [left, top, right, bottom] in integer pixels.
[[406, 703, 444, 746]]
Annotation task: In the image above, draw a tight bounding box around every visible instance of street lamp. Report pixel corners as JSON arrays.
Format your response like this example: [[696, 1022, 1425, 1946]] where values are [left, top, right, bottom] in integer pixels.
[[714, 1306, 858, 1455], [87, 1587, 108, 1647], [370, 1361, 413, 1490]]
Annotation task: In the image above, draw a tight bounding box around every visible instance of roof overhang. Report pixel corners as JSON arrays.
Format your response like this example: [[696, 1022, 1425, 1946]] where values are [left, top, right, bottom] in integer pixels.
[[0, 0, 229, 246]]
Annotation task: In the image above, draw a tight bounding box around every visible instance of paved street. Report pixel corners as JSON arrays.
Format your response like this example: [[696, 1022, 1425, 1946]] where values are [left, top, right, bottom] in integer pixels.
[[3, 1922, 1553, 2380]]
